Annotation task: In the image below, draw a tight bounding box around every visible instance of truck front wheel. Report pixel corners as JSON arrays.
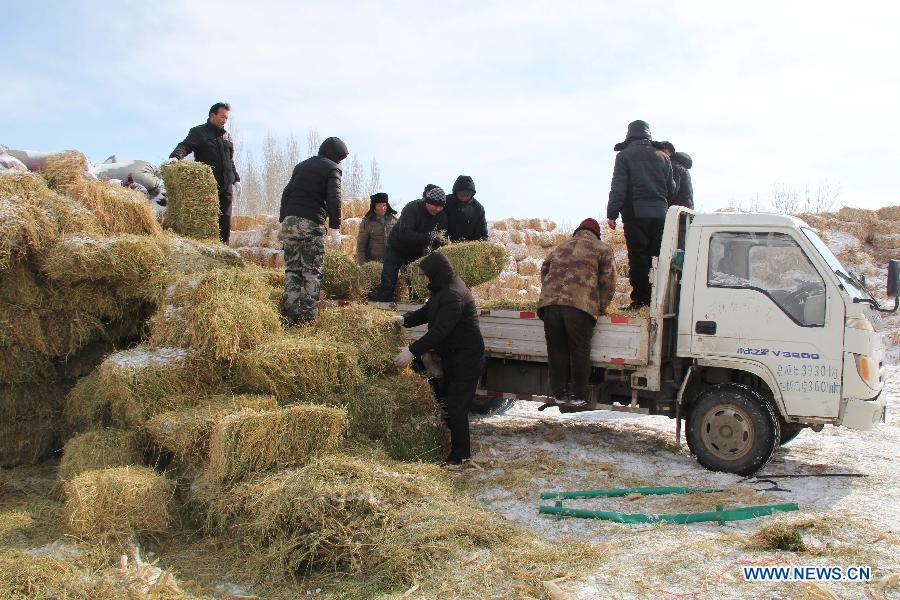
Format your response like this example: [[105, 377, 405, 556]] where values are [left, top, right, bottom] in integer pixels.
[[686, 383, 780, 476]]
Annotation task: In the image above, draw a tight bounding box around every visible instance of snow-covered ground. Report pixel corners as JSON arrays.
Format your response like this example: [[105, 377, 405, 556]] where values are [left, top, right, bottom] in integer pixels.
[[461, 366, 899, 599]]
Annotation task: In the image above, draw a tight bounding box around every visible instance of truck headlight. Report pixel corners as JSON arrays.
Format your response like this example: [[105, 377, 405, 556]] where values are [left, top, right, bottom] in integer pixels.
[[854, 354, 879, 389]]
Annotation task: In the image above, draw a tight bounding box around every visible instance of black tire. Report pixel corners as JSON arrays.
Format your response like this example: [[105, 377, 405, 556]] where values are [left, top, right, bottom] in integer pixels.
[[686, 383, 781, 476], [470, 395, 516, 415], [779, 422, 805, 445]]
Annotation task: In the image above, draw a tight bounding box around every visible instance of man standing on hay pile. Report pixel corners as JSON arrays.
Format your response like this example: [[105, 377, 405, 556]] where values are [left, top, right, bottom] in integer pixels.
[[166, 102, 241, 243], [445, 175, 488, 242], [278, 136, 350, 325], [393, 252, 485, 467], [356, 192, 398, 264], [537, 218, 616, 408], [376, 185, 449, 302], [606, 120, 675, 310]]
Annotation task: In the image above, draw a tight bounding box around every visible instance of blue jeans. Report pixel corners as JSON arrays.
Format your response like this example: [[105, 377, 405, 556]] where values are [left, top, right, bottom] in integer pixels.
[[377, 245, 409, 302]]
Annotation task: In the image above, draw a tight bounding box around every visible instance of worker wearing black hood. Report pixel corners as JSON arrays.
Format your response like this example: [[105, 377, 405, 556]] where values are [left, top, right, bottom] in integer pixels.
[[446, 175, 488, 242], [356, 192, 398, 264], [655, 142, 694, 210], [606, 120, 675, 309], [278, 136, 349, 324], [393, 252, 485, 466]]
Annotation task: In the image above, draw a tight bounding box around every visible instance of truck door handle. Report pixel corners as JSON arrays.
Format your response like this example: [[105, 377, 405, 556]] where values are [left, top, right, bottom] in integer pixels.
[[695, 321, 717, 335]]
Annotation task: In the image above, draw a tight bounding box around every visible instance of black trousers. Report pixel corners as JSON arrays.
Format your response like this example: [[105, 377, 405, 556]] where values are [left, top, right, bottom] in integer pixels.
[[541, 305, 596, 401], [623, 218, 665, 305], [218, 186, 233, 244], [434, 376, 479, 461]]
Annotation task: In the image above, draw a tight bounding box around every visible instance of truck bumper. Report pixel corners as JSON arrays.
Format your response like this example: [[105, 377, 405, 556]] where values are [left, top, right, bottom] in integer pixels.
[[839, 396, 886, 431]]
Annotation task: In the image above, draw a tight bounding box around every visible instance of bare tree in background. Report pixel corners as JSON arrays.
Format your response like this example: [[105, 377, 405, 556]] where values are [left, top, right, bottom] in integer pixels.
[[770, 183, 800, 215], [802, 181, 841, 213], [343, 153, 366, 199], [367, 157, 382, 195], [725, 194, 762, 213], [769, 181, 842, 215], [306, 128, 322, 157]]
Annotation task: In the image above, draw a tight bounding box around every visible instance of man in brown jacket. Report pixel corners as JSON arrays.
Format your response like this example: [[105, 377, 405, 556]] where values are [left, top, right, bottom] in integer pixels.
[[356, 193, 398, 264], [537, 218, 616, 407]]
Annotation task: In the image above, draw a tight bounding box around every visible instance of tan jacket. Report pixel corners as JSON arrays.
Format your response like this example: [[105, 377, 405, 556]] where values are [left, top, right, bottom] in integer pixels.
[[356, 213, 397, 264], [538, 230, 617, 319]]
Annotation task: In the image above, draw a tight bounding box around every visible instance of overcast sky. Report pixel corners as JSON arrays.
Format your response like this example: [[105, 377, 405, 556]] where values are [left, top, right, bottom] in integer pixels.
[[2, 1, 899, 222]]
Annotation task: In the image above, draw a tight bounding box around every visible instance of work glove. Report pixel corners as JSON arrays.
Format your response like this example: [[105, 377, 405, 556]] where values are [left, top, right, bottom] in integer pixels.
[[393, 347, 414, 367], [163, 157, 178, 166], [392, 315, 406, 327], [234, 182, 243, 198], [329, 229, 342, 245]]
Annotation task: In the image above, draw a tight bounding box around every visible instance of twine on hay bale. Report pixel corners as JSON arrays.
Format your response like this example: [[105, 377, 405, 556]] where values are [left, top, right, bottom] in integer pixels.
[[43, 151, 89, 191], [406, 241, 507, 300], [64, 346, 225, 431], [149, 268, 281, 361], [160, 161, 220, 240], [64, 466, 175, 540], [58, 428, 144, 481], [144, 394, 277, 463], [308, 304, 405, 376], [205, 404, 347, 483], [0, 420, 57, 467], [230, 331, 361, 402], [66, 179, 161, 236]]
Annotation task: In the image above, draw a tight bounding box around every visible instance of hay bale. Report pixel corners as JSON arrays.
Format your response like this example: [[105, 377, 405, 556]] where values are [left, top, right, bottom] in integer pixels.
[[149, 268, 281, 361], [0, 345, 58, 385], [876, 205, 900, 221], [157, 232, 245, 275], [323, 247, 363, 299], [43, 151, 88, 191], [206, 404, 347, 483], [230, 332, 361, 401], [40, 234, 166, 301], [64, 466, 174, 539], [235, 246, 283, 268], [0, 194, 58, 273], [342, 196, 370, 219], [202, 454, 453, 575], [0, 263, 47, 307], [58, 428, 144, 481], [64, 346, 225, 431], [309, 304, 405, 375], [407, 241, 507, 300], [160, 161, 220, 240], [359, 260, 383, 297], [0, 550, 82, 599], [0, 420, 56, 467], [67, 179, 161, 235], [0, 383, 63, 420], [144, 394, 277, 461], [517, 257, 542, 276], [0, 302, 106, 357], [231, 214, 270, 231]]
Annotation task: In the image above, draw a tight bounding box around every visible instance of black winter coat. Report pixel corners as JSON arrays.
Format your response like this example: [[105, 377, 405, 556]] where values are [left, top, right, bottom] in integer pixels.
[[446, 197, 488, 242], [404, 253, 485, 379], [279, 137, 349, 228], [669, 152, 693, 209], [387, 199, 449, 262], [170, 121, 240, 189], [607, 138, 675, 222]]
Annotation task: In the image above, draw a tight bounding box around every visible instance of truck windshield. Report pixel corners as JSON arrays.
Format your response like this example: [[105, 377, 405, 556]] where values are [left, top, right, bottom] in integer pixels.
[[800, 227, 871, 301]]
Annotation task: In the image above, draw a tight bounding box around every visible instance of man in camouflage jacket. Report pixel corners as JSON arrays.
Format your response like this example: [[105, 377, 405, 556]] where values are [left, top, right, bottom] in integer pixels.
[[537, 218, 616, 406]]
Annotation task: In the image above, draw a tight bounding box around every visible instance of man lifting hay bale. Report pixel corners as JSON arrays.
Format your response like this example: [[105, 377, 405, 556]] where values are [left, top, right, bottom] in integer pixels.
[[278, 136, 349, 324], [394, 252, 485, 467]]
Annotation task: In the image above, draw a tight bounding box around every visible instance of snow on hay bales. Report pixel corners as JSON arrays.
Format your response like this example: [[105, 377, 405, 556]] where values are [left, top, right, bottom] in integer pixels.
[[64, 466, 175, 540], [204, 404, 347, 484], [58, 428, 144, 481], [159, 161, 220, 240]]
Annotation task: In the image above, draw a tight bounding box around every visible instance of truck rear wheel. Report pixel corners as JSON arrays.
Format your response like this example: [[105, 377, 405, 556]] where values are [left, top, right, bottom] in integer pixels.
[[686, 383, 780, 476]]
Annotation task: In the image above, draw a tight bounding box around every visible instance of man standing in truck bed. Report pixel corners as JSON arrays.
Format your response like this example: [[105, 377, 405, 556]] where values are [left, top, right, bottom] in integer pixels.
[[606, 120, 675, 310], [538, 218, 616, 408]]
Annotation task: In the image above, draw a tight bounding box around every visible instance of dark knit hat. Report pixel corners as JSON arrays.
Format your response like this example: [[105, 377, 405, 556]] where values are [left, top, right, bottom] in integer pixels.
[[423, 183, 438, 197], [370, 192, 389, 204], [424, 186, 446, 207], [574, 218, 602, 240]]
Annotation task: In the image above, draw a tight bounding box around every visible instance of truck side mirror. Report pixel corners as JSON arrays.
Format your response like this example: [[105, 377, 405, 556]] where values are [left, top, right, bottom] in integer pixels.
[[889, 260, 900, 298]]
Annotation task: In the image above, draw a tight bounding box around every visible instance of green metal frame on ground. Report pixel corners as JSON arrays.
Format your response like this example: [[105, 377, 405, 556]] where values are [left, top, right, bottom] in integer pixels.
[[539, 487, 799, 524]]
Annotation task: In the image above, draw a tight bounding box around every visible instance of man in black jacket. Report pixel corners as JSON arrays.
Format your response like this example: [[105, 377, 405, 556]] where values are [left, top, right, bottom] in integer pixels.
[[606, 120, 676, 309], [657, 141, 694, 209], [167, 102, 241, 243], [393, 252, 485, 466], [376, 185, 449, 302], [278, 136, 349, 324], [446, 175, 488, 242]]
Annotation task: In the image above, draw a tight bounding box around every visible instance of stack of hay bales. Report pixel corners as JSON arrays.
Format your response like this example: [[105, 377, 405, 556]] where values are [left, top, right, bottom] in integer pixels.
[[159, 161, 220, 240]]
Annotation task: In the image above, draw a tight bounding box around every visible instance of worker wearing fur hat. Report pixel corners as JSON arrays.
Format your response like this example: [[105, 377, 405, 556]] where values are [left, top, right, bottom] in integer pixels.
[[537, 218, 616, 408], [356, 192, 398, 264]]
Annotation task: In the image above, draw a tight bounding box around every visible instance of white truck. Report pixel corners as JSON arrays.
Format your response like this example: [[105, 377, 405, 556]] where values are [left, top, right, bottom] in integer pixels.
[[384, 207, 897, 475]]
